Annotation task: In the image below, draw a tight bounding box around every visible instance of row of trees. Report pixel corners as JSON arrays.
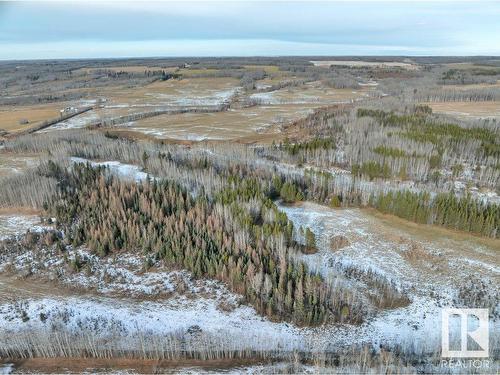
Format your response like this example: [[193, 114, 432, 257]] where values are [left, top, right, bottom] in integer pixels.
[[286, 168, 500, 238], [370, 191, 499, 237]]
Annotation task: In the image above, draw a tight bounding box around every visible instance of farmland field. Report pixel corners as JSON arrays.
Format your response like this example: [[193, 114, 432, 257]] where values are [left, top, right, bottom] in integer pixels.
[[310, 60, 419, 70], [0, 104, 68, 133], [425, 101, 500, 119], [99, 77, 241, 108], [7, 67, 374, 142], [119, 104, 317, 141]]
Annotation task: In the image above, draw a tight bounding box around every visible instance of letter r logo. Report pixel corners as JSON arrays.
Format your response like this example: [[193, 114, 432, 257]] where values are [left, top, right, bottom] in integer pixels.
[[442, 308, 489, 358]]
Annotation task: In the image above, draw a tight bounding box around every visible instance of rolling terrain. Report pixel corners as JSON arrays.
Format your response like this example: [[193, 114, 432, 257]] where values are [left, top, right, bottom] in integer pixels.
[[0, 56, 499, 373]]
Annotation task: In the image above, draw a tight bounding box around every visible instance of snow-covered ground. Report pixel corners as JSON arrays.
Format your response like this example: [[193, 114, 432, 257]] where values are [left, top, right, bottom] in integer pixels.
[[42, 111, 100, 132], [249, 90, 357, 106], [0, 295, 302, 352], [0, 215, 47, 241], [71, 157, 153, 182], [0, 155, 39, 177], [0, 247, 303, 352], [277, 201, 499, 352], [451, 180, 500, 205], [0, 363, 13, 375], [119, 126, 230, 141], [358, 80, 379, 87], [144, 87, 239, 107], [0, 201, 498, 367]]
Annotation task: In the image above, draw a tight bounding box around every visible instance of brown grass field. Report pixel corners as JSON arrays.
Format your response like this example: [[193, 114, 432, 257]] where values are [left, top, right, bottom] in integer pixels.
[[0, 103, 68, 133], [34, 77, 371, 141], [365, 208, 500, 252], [117, 103, 319, 141], [424, 101, 500, 118], [310, 60, 419, 70], [100, 77, 241, 108], [250, 81, 371, 105]]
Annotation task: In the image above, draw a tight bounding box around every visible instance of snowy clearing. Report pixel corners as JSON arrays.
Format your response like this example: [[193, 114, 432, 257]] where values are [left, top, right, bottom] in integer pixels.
[[277, 201, 499, 351], [0, 248, 303, 352], [0, 215, 47, 241], [41, 111, 100, 132], [71, 157, 153, 182]]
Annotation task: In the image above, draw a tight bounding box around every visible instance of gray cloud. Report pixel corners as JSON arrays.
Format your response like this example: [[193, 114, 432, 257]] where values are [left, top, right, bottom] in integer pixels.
[[0, 1, 498, 59]]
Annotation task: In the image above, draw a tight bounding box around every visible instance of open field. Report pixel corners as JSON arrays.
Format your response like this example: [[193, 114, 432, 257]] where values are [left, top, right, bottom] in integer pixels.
[[100, 77, 241, 108], [311, 60, 419, 70], [250, 81, 371, 105], [0, 104, 69, 133], [38, 78, 372, 141], [118, 104, 318, 140], [34, 77, 242, 133], [254, 77, 284, 89], [278, 201, 499, 350], [424, 101, 500, 118], [104, 80, 372, 141], [0, 153, 39, 178]]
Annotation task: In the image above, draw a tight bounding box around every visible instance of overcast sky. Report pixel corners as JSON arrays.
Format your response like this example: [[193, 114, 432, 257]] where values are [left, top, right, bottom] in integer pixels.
[[0, 1, 499, 60]]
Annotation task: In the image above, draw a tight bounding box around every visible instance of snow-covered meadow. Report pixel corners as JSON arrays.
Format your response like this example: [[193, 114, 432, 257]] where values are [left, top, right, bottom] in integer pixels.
[[277, 201, 499, 353], [0, 246, 303, 354], [0, 215, 47, 241]]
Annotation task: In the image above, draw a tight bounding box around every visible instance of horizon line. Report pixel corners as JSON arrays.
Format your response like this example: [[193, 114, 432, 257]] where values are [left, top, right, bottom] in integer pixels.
[[2, 55, 500, 63]]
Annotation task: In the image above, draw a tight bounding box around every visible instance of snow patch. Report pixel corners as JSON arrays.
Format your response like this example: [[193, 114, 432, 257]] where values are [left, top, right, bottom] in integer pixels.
[[0, 364, 13, 375], [276, 201, 499, 350], [0, 215, 47, 241], [71, 157, 153, 182]]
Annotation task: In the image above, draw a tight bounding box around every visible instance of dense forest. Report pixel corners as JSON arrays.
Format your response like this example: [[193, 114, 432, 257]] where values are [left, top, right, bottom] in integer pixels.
[[43, 161, 364, 326], [370, 190, 499, 237], [2, 123, 499, 239]]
